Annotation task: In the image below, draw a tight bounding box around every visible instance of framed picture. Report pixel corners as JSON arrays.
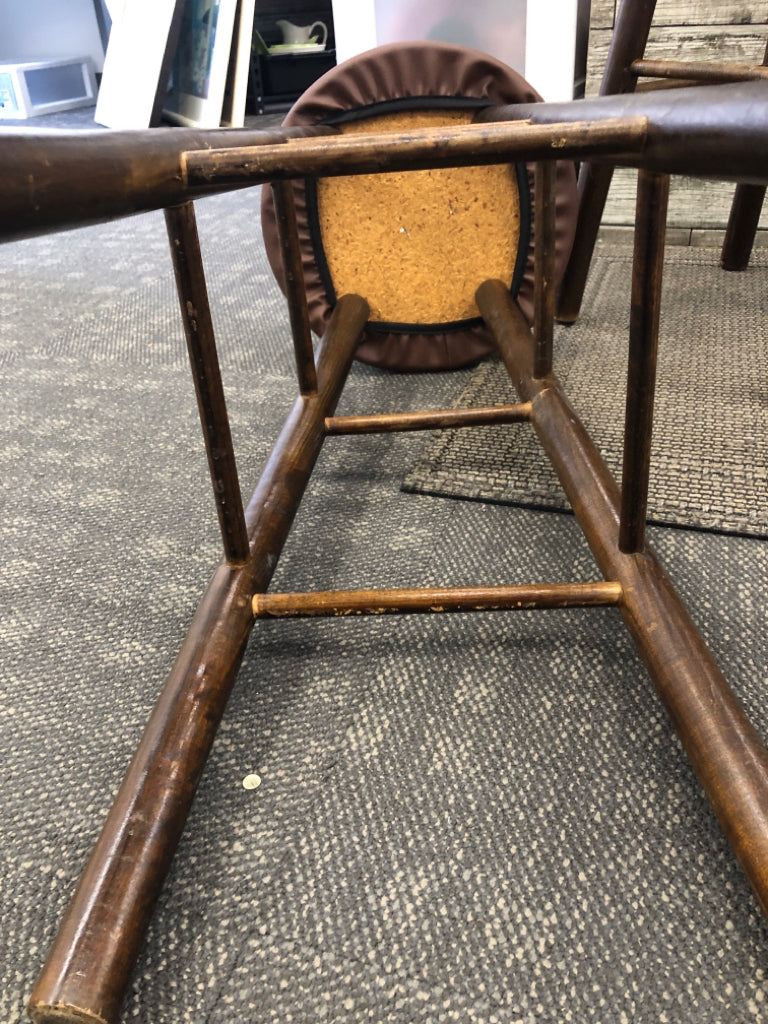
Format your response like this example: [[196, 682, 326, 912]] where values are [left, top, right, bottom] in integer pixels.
[[221, 0, 256, 128], [164, 0, 238, 127], [95, 0, 182, 128]]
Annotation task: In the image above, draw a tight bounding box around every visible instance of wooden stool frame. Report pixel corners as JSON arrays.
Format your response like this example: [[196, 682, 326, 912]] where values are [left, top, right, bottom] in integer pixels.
[[1, 88, 767, 1022]]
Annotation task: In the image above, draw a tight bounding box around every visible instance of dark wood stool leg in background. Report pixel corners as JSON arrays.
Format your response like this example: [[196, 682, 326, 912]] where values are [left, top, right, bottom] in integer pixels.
[[721, 182, 767, 271], [558, 3, 766, 291], [720, 39, 768, 271], [556, 0, 658, 323]]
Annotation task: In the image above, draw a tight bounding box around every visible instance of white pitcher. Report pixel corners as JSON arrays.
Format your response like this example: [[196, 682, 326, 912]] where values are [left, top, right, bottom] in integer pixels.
[[276, 19, 328, 47]]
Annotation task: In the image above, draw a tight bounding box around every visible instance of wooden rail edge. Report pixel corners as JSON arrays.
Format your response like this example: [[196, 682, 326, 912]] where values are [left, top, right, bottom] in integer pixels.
[[253, 582, 623, 618], [324, 403, 532, 435]]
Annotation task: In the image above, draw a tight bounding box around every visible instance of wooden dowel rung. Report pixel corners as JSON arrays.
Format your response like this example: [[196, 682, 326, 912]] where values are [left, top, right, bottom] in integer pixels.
[[253, 582, 622, 618], [631, 58, 768, 83], [324, 403, 532, 435], [184, 117, 649, 189]]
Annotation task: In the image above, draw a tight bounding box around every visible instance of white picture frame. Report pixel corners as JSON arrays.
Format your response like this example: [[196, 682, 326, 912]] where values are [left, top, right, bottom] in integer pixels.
[[525, 0, 579, 102], [220, 0, 256, 128], [95, 0, 181, 128], [163, 0, 238, 128]]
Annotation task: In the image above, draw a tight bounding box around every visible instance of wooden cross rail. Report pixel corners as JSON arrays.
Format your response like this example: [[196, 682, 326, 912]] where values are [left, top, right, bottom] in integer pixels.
[[632, 58, 768, 84], [253, 582, 624, 618], [183, 117, 649, 188], [324, 403, 532, 435]]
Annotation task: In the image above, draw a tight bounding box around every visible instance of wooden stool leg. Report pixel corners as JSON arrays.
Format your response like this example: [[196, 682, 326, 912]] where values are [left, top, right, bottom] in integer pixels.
[[556, 0, 658, 323], [165, 202, 250, 564], [721, 182, 766, 271], [721, 39, 768, 271], [534, 160, 556, 377], [478, 278, 768, 923], [619, 170, 669, 554], [271, 179, 318, 395], [27, 295, 369, 1024]]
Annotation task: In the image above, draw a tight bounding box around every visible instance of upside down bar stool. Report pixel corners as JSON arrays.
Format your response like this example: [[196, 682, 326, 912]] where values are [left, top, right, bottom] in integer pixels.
[[12, 42, 768, 1023]]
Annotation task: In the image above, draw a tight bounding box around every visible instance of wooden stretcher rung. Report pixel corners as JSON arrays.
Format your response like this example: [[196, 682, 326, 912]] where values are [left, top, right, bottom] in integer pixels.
[[252, 581, 623, 618], [324, 402, 532, 435], [631, 58, 768, 84], [183, 117, 649, 189]]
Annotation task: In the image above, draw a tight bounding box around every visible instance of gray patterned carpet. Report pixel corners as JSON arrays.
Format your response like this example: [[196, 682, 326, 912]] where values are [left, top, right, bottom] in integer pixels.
[[2, 151, 768, 1022], [404, 246, 768, 539]]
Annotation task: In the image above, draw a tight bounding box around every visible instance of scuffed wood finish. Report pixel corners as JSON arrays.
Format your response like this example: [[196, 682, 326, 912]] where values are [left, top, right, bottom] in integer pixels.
[[184, 118, 649, 187], [477, 277, 768, 921], [253, 582, 623, 618], [27, 294, 370, 1024], [619, 170, 669, 553], [324, 403, 531, 435], [0, 124, 337, 244], [11, 81, 768, 1024], [632, 56, 768, 80], [165, 202, 250, 564], [270, 179, 318, 394]]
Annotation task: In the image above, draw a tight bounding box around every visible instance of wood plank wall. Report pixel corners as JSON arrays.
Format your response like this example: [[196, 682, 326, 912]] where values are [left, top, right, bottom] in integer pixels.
[[588, 0, 768, 236]]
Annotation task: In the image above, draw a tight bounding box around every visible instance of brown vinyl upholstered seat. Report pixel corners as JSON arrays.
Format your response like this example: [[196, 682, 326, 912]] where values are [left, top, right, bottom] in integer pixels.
[[261, 41, 578, 370]]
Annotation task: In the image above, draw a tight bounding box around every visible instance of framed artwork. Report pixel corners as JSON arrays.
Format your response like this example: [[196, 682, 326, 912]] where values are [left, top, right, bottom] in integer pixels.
[[163, 0, 238, 127], [221, 0, 256, 128], [95, 0, 182, 128]]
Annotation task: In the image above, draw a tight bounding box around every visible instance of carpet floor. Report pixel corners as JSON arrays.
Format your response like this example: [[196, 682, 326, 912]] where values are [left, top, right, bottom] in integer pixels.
[[1, 177, 768, 1022], [404, 245, 768, 539]]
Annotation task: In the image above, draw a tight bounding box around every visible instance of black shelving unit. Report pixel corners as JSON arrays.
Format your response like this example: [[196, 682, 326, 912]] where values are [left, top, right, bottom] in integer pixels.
[[249, 49, 336, 114]]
